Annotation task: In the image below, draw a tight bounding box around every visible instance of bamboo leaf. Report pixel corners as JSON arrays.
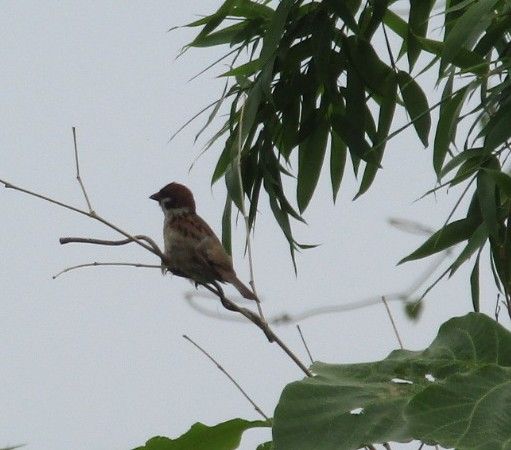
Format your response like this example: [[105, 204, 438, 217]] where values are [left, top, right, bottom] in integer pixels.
[[399, 217, 480, 264], [355, 77, 397, 199], [407, 0, 435, 70], [433, 83, 466, 176], [477, 170, 499, 240], [330, 130, 347, 203], [441, 0, 499, 65], [297, 116, 329, 212], [470, 254, 481, 312], [397, 71, 431, 147]]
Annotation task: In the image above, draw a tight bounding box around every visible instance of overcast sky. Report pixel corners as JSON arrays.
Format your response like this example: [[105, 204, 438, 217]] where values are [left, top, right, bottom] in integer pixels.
[[0, 2, 492, 449]]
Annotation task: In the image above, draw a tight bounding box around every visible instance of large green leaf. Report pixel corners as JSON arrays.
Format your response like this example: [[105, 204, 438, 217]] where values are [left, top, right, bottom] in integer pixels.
[[274, 313, 511, 450], [134, 419, 269, 450], [407, 366, 511, 449]]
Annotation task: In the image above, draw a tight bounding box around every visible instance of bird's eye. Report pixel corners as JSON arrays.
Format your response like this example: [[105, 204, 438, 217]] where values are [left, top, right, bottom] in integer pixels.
[[163, 199, 173, 209]]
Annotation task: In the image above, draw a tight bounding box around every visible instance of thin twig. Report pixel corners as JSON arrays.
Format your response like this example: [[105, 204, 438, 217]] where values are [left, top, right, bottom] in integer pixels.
[[72, 127, 94, 213], [52, 262, 161, 279], [236, 97, 265, 321], [382, 23, 397, 72], [183, 334, 269, 420], [296, 325, 314, 364], [381, 296, 404, 349]]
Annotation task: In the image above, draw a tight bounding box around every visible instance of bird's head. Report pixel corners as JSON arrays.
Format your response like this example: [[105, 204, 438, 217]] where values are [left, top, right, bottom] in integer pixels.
[[150, 182, 196, 215]]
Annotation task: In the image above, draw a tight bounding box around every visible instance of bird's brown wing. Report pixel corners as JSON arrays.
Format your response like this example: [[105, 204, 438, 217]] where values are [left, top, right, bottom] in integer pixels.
[[184, 214, 235, 282]]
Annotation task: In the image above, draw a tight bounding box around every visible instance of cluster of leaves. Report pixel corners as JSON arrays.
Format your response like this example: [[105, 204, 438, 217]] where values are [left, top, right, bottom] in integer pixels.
[[181, 0, 511, 313], [182, 0, 435, 265], [134, 313, 511, 449], [399, 0, 511, 314]]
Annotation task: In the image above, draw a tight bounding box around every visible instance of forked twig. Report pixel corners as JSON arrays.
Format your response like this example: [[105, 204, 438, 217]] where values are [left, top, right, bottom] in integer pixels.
[[183, 334, 269, 420], [0, 178, 163, 259], [72, 127, 94, 213]]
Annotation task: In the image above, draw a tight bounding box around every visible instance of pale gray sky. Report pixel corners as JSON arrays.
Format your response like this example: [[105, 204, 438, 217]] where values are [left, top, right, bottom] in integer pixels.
[[0, 2, 492, 449]]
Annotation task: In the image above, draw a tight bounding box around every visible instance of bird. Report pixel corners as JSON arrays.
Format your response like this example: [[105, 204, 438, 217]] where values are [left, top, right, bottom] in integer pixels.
[[150, 182, 258, 301]]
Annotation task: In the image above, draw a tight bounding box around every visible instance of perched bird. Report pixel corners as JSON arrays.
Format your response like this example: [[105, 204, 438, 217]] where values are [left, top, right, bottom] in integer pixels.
[[150, 182, 257, 301]]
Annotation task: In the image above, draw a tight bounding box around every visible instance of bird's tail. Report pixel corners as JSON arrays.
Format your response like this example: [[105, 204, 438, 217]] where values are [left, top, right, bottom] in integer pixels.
[[231, 277, 259, 302]]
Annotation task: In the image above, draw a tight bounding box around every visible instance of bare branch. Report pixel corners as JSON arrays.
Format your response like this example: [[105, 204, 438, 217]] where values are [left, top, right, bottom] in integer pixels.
[[296, 324, 314, 364], [0, 178, 162, 259], [72, 127, 94, 213], [59, 235, 162, 255], [381, 296, 404, 350], [202, 282, 312, 377], [53, 261, 161, 279], [183, 334, 269, 420]]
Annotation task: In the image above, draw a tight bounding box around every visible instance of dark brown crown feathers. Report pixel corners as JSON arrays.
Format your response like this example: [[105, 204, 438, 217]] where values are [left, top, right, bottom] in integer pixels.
[[149, 182, 196, 212]]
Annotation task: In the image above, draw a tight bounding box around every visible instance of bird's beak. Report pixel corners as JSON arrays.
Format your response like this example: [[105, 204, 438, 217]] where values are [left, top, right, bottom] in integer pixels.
[[149, 192, 160, 201]]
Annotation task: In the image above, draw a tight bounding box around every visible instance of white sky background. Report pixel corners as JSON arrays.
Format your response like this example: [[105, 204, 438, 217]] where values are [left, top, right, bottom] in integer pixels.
[[0, 1, 496, 449]]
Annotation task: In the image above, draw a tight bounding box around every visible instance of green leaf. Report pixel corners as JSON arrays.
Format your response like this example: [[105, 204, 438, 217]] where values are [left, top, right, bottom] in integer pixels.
[[407, 0, 435, 70], [297, 117, 329, 212], [344, 36, 394, 97], [330, 129, 347, 203], [189, 23, 248, 48], [355, 77, 397, 199], [221, 59, 261, 77], [433, 81, 466, 176], [484, 169, 511, 199], [256, 442, 273, 450], [477, 169, 499, 240], [407, 365, 511, 449], [259, 0, 294, 65], [188, 0, 238, 47], [274, 313, 511, 450], [325, 0, 358, 33], [439, 147, 487, 179], [133, 419, 269, 450], [363, 0, 391, 39], [221, 194, 232, 255], [484, 107, 511, 151], [399, 217, 480, 264], [212, 137, 236, 184], [441, 0, 499, 65], [397, 71, 431, 147], [448, 223, 488, 276], [470, 254, 481, 312], [384, 10, 488, 74], [231, 0, 273, 20]]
